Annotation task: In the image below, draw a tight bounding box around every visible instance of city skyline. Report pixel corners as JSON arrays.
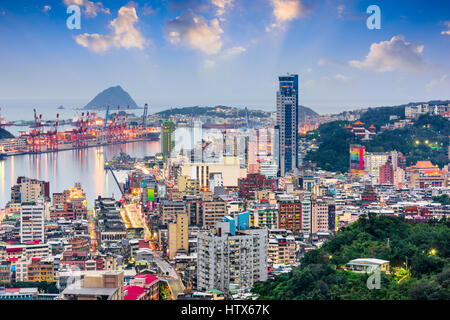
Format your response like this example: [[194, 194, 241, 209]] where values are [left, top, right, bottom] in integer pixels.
[[0, 0, 449, 114]]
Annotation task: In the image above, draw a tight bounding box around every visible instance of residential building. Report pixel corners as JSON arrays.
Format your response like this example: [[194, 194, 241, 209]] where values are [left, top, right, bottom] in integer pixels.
[[168, 213, 189, 259], [197, 215, 268, 294], [20, 197, 45, 243]]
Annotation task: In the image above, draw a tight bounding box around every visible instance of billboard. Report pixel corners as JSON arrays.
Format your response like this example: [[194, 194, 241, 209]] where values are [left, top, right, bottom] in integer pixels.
[[147, 189, 155, 202], [350, 144, 365, 176]]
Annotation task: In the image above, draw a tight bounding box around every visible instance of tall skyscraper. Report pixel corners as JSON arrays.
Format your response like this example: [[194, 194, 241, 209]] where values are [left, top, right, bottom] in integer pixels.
[[276, 74, 299, 176], [161, 120, 175, 161]]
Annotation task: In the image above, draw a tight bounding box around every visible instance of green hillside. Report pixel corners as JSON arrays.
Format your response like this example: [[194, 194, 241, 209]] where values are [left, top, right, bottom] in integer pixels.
[[304, 115, 450, 173], [252, 214, 449, 300], [0, 128, 14, 139]]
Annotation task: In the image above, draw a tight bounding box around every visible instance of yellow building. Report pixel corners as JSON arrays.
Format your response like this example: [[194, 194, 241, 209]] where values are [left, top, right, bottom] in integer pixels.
[[27, 258, 55, 282], [177, 175, 200, 194], [168, 213, 189, 260]]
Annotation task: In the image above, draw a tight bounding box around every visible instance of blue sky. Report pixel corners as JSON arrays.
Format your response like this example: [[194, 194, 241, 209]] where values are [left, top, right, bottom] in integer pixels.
[[0, 0, 449, 114]]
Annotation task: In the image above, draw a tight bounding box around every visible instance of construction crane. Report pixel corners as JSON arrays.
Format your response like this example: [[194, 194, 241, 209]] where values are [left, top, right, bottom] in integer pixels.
[[29, 109, 43, 153], [46, 114, 59, 152]]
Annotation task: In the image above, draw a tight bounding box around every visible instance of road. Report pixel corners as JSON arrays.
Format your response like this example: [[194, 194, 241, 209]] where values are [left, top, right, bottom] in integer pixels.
[[153, 254, 185, 299]]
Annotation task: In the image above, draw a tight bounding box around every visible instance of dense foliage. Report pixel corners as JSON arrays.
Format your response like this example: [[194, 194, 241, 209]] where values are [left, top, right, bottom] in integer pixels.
[[252, 215, 450, 300], [304, 115, 450, 172], [304, 121, 356, 173], [433, 194, 450, 206], [359, 106, 406, 129]]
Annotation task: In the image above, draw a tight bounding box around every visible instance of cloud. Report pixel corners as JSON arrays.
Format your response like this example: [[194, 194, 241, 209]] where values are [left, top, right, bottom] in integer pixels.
[[337, 4, 345, 19], [43, 5, 52, 14], [304, 74, 353, 87], [426, 75, 449, 91], [164, 10, 224, 55], [267, 0, 310, 31], [63, 0, 110, 18], [317, 58, 347, 67], [204, 59, 216, 68], [142, 3, 157, 15], [349, 35, 427, 72], [334, 74, 352, 82], [441, 21, 450, 35], [202, 46, 247, 68], [75, 5, 147, 53], [211, 0, 235, 17], [222, 46, 246, 57]]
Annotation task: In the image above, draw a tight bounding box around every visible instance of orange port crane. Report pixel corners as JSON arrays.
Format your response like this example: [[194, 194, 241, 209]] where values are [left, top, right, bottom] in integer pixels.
[[46, 114, 59, 151]]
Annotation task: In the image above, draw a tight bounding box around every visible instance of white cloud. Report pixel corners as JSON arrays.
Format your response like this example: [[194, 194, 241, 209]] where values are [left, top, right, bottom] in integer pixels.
[[75, 6, 147, 53], [63, 0, 110, 18], [426, 75, 449, 91], [222, 46, 246, 57], [211, 0, 235, 17], [164, 10, 224, 55], [334, 74, 352, 83], [349, 35, 427, 72], [337, 4, 345, 19], [267, 0, 310, 31], [202, 46, 247, 69], [43, 5, 52, 14], [204, 59, 216, 68], [441, 30, 450, 35]]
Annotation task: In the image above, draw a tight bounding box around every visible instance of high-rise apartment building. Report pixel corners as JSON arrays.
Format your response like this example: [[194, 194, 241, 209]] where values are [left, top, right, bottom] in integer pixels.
[[278, 201, 302, 234], [364, 152, 390, 182], [20, 197, 45, 243], [197, 215, 268, 294], [276, 74, 299, 176], [168, 213, 189, 259], [379, 160, 394, 185]]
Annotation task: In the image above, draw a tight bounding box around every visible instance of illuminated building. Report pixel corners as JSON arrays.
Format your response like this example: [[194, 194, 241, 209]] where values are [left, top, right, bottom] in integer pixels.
[[276, 74, 299, 176], [161, 120, 175, 161], [349, 145, 365, 176], [364, 152, 390, 182], [407, 161, 448, 188]]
